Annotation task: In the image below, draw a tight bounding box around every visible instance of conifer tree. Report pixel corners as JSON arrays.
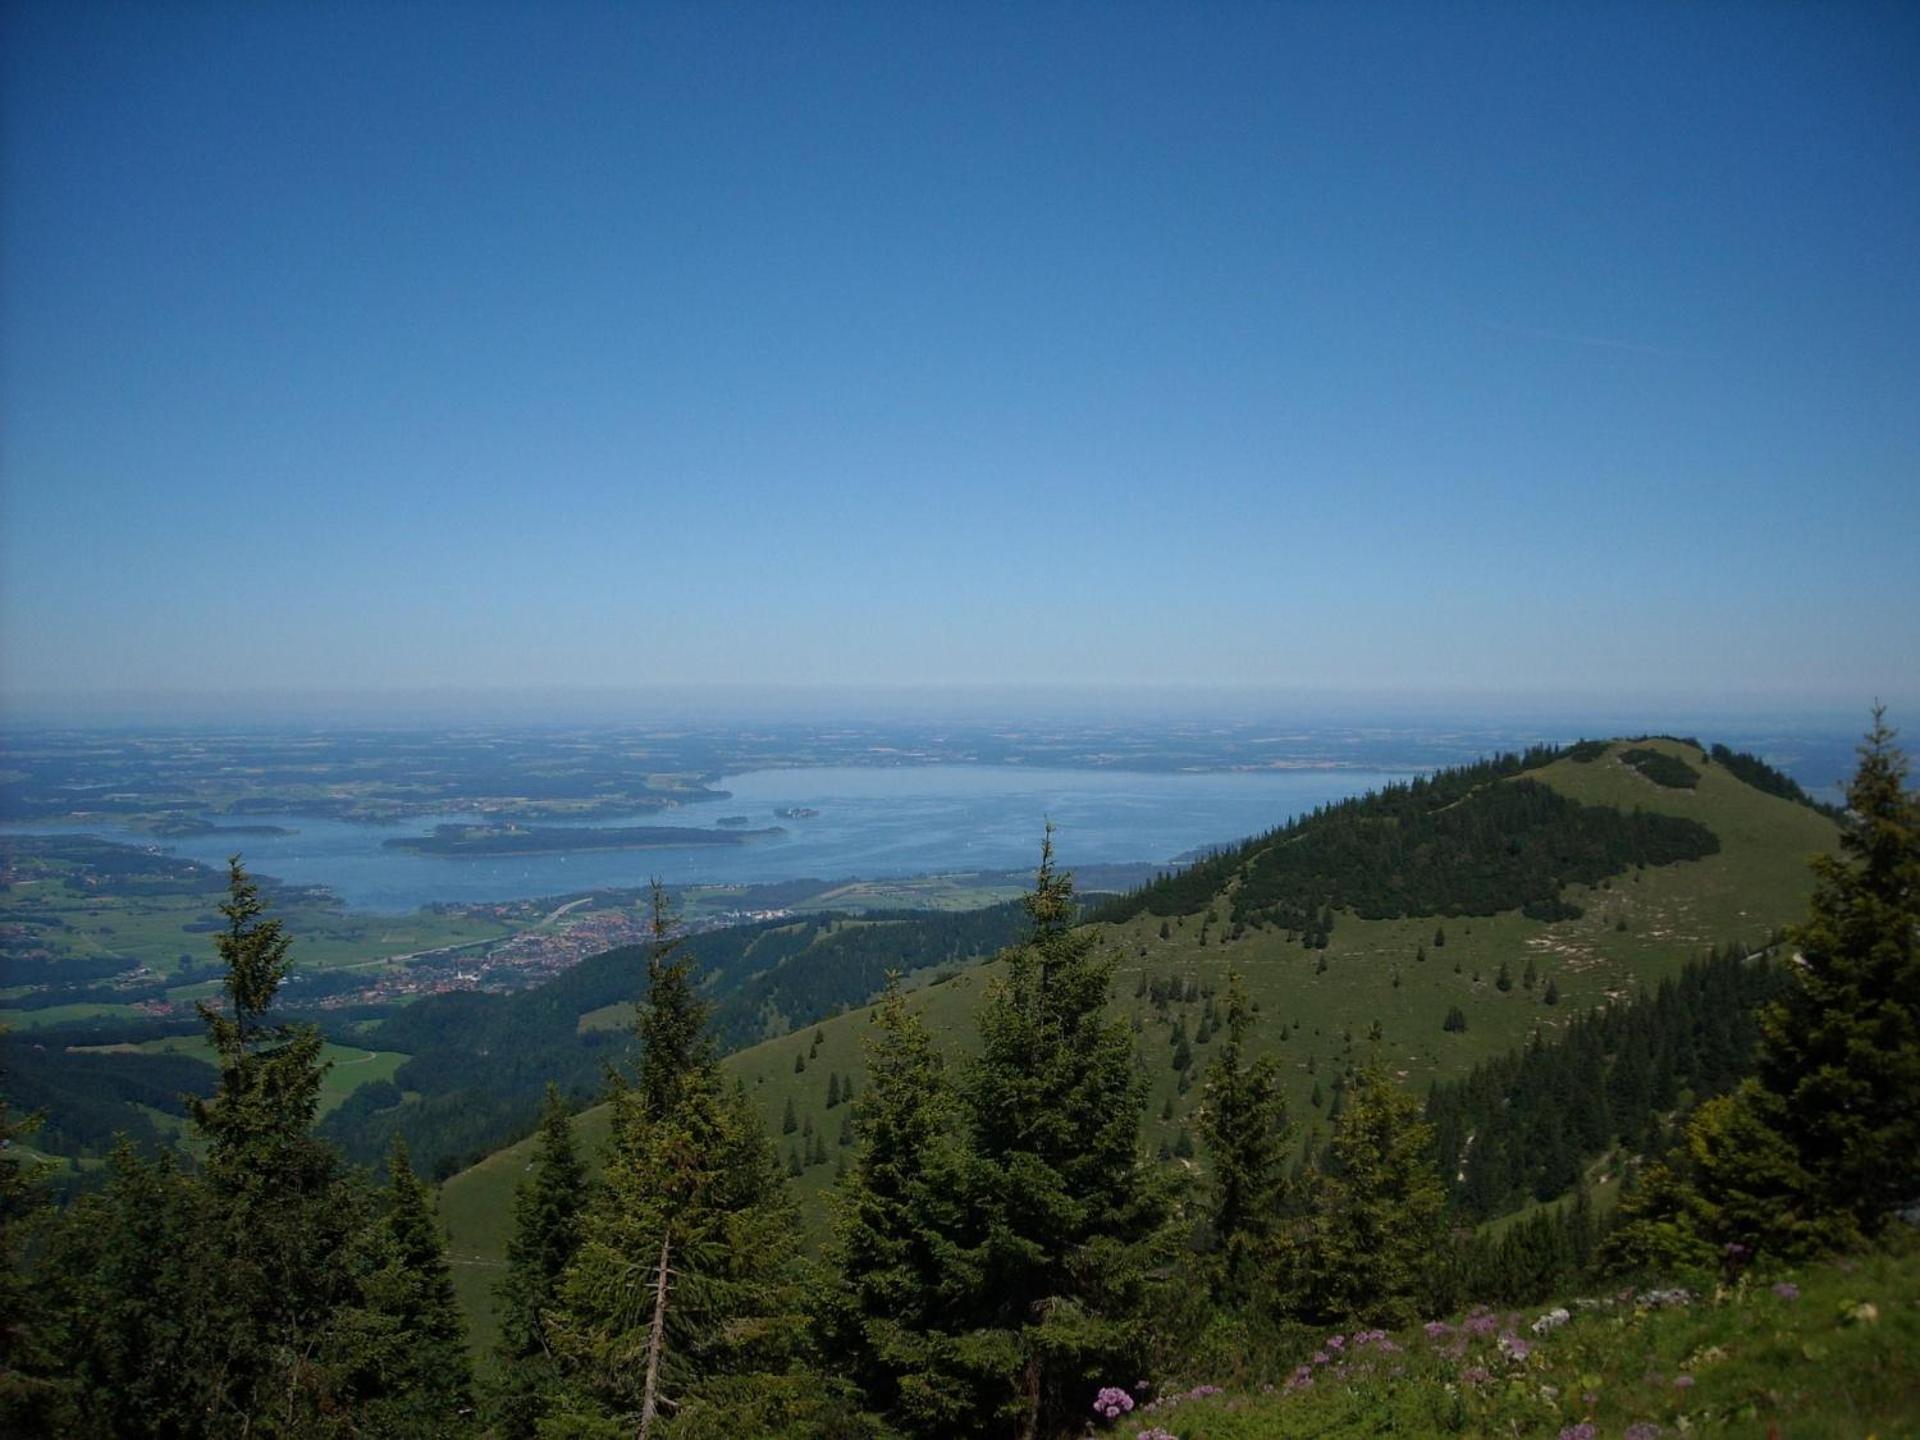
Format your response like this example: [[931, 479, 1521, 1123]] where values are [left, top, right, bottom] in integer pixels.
[[38, 1143, 208, 1435], [186, 857, 367, 1429], [636, 879, 710, 1123], [0, 1075, 73, 1431], [544, 882, 829, 1436], [1751, 709, 1920, 1235], [1289, 1063, 1445, 1327], [826, 973, 974, 1435], [326, 1139, 473, 1435], [1686, 710, 1920, 1255], [1197, 970, 1291, 1303], [491, 1084, 587, 1438], [962, 830, 1175, 1439]]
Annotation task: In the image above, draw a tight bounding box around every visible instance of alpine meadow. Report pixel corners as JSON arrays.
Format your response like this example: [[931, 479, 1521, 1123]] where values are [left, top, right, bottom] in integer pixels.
[[3, 4, 1918, 1438]]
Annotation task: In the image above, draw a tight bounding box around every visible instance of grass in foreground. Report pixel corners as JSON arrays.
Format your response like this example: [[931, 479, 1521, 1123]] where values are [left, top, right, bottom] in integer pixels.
[[1108, 1247, 1920, 1439]]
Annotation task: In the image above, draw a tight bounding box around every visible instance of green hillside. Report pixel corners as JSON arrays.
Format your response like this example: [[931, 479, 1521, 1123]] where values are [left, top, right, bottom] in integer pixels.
[[439, 738, 1839, 1353]]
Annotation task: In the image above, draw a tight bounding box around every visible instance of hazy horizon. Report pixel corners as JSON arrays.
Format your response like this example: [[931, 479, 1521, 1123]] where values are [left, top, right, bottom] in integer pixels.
[[1, 680, 1898, 737]]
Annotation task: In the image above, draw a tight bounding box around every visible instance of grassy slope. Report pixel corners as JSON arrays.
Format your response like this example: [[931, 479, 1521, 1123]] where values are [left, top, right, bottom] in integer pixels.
[[1110, 1245, 1920, 1439], [439, 740, 1839, 1353]]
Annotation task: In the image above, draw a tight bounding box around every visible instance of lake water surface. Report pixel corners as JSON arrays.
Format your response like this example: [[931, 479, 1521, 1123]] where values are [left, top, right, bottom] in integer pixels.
[[8, 764, 1414, 912]]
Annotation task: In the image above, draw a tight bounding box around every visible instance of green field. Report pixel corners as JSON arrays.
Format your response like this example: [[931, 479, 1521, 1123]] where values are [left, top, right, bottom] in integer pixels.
[[438, 740, 1840, 1355]]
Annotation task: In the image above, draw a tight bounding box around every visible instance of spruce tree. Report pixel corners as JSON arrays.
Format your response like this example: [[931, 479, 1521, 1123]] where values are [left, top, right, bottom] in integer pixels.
[[636, 879, 710, 1123], [1197, 970, 1291, 1303], [825, 974, 975, 1435], [491, 1084, 587, 1438], [961, 830, 1175, 1439], [325, 1139, 473, 1435], [186, 858, 366, 1430], [0, 1078, 73, 1432], [1753, 709, 1919, 1236], [39, 1143, 209, 1435], [1690, 709, 1920, 1255], [1289, 1063, 1445, 1327], [544, 881, 828, 1437]]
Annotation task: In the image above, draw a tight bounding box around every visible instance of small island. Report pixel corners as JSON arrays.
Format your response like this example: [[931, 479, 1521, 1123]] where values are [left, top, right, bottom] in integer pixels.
[[774, 806, 820, 819], [384, 822, 785, 857], [715, 815, 752, 828], [148, 817, 298, 838]]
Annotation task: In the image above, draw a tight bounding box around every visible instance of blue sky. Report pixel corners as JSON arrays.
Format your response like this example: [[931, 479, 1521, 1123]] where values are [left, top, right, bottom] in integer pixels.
[[3, 2, 1916, 716]]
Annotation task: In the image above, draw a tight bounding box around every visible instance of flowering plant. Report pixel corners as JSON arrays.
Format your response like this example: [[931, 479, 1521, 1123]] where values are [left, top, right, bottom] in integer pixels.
[[1092, 1386, 1134, 1420]]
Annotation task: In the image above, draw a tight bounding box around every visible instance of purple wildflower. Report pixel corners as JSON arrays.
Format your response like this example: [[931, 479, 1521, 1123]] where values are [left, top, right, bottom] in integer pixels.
[[1423, 1320, 1454, 1341], [1558, 1426, 1598, 1440], [1311, 1351, 1330, 1365], [1460, 1365, 1491, 1386], [1465, 1312, 1499, 1336], [1326, 1334, 1346, 1350], [1625, 1425, 1662, 1440], [1497, 1334, 1532, 1362], [1093, 1386, 1134, 1419], [1772, 1281, 1800, 1301]]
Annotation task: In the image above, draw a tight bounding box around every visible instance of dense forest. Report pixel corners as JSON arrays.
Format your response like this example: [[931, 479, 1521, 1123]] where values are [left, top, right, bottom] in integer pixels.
[[1092, 743, 1719, 943], [1426, 941, 1784, 1220], [3, 718, 1915, 1437]]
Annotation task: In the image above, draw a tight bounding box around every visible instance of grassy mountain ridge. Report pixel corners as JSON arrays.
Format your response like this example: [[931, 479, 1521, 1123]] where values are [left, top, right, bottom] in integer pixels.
[[439, 737, 1840, 1353]]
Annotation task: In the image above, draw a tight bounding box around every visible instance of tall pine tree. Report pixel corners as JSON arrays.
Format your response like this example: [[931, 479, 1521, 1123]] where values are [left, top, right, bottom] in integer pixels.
[[961, 829, 1175, 1439], [1197, 969, 1292, 1304], [823, 974, 977, 1437], [324, 1138, 474, 1434], [1751, 708, 1920, 1237], [186, 857, 369, 1430], [491, 1085, 588, 1437], [542, 883, 846, 1437], [1289, 1062, 1445, 1327], [1683, 709, 1920, 1257]]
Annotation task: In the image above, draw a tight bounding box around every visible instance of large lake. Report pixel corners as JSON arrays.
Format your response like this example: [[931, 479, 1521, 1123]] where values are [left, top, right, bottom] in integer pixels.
[[13, 764, 1415, 912]]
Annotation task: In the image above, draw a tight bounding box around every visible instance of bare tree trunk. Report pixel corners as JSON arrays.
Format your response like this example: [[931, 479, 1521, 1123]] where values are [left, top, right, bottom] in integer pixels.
[[638, 1232, 672, 1440], [1017, 1353, 1041, 1440]]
